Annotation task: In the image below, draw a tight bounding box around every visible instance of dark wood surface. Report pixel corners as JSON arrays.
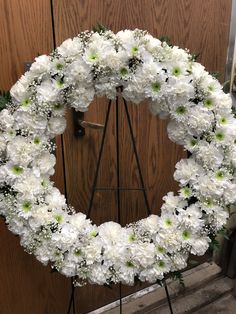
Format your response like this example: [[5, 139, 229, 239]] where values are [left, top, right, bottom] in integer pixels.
[[0, 0, 232, 313], [0, 1, 69, 314]]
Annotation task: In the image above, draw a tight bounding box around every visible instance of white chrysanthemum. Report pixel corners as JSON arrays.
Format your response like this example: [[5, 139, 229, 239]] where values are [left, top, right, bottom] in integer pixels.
[[69, 85, 95, 111], [10, 73, 32, 103], [194, 141, 223, 169], [166, 77, 195, 104], [174, 158, 204, 185], [7, 136, 36, 166], [13, 111, 48, 134], [177, 204, 203, 229], [98, 221, 124, 245], [29, 205, 53, 230], [167, 120, 188, 145], [189, 236, 210, 256], [13, 171, 44, 197], [37, 80, 60, 103], [48, 116, 66, 136], [0, 109, 14, 130], [69, 212, 91, 231], [130, 242, 156, 268], [162, 192, 187, 211], [33, 152, 56, 176], [64, 58, 92, 84], [187, 105, 214, 136], [57, 37, 83, 58], [45, 188, 66, 210], [29, 55, 51, 77]]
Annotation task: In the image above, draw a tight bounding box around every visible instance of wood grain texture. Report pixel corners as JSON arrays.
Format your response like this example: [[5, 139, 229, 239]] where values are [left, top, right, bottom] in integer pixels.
[[0, 1, 68, 313], [53, 0, 232, 312]]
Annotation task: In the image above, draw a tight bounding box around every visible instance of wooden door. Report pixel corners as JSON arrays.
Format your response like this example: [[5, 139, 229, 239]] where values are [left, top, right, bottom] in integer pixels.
[[0, 0, 232, 313], [0, 1, 69, 314], [52, 0, 232, 313]]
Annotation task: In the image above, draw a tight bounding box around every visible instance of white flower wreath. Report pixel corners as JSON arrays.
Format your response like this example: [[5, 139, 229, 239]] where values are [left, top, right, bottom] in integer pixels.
[[0, 29, 235, 286]]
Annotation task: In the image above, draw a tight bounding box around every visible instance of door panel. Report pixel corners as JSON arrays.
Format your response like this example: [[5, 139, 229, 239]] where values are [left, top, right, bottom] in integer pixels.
[[0, 1, 69, 314], [53, 0, 232, 313]]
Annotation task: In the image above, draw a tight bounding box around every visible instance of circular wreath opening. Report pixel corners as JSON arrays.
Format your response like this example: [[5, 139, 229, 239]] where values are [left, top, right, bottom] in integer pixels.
[[0, 29, 235, 286]]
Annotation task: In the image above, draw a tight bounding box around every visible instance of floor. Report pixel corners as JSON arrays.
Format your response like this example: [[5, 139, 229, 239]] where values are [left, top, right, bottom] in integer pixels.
[[90, 262, 236, 314]]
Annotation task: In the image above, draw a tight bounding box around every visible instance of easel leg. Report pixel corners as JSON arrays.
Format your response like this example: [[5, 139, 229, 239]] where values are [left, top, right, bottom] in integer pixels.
[[164, 280, 174, 314]]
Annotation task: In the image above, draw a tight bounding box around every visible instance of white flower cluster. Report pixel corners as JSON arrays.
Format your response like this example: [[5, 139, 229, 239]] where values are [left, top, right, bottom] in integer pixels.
[[0, 29, 235, 286]]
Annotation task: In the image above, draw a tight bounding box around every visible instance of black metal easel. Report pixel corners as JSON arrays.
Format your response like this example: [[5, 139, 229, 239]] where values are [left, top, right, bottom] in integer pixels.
[[67, 93, 174, 314]]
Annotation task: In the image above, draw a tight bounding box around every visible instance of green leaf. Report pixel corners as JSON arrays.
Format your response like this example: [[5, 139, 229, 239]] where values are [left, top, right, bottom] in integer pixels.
[[92, 22, 108, 33], [160, 36, 172, 46], [218, 227, 229, 240], [209, 71, 220, 79], [0, 90, 11, 111], [190, 52, 200, 62]]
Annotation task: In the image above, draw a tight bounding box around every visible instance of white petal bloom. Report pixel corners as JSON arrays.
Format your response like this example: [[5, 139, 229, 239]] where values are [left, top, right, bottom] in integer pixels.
[[13, 111, 48, 134], [194, 141, 223, 169], [187, 105, 214, 136], [45, 188, 66, 210], [189, 237, 210, 256], [167, 120, 188, 145], [98, 221, 123, 244], [10, 73, 32, 103], [7, 136, 35, 166], [69, 212, 90, 231], [0, 109, 14, 130], [29, 55, 51, 77], [57, 37, 83, 58], [174, 158, 204, 185], [33, 152, 56, 176], [48, 116, 66, 136], [37, 80, 60, 103]]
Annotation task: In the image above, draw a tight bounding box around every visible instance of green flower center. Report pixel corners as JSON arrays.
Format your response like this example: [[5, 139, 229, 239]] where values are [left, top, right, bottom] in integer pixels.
[[215, 170, 225, 180], [41, 179, 47, 187], [33, 137, 41, 145], [182, 230, 191, 240], [182, 187, 192, 198], [234, 139, 236, 146], [88, 53, 98, 61], [164, 218, 172, 227], [157, 246, 165, 253], [74, 249, 81, 256], [208, 85, 214, 91], [126, 261, 134, 268], [54, 214, 62, 223], [54, 103, 63, 110], [131, 46, 139, 55], [190, 138, 197, 147], [204, 98, 213, 108], [119, 67, 128, 76], [172, 67, 181, 77], [56, 79, 64, 87], [90, 230, 97, 237], [158, 260, 165, 268], [176, 105, 186, 115], [21, 98, 31, 107], [12, 165, 23, 175], [219, 117, 227, 125], [22, 201, 32, 213], [128, 234, 136, 242], [152, 82, 161, 92], [204, 198, 213, 208], [56, 63, 64, 70], [215, 131, 225, 141]]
